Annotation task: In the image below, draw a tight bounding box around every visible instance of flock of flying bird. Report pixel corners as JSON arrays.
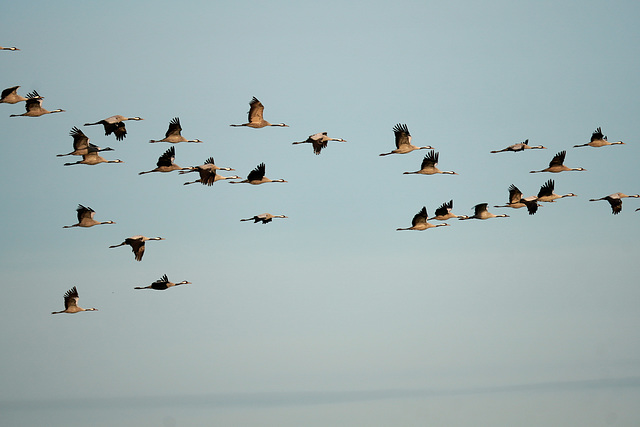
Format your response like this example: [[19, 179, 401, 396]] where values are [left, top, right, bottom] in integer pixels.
[[2, 45, 637, 314]]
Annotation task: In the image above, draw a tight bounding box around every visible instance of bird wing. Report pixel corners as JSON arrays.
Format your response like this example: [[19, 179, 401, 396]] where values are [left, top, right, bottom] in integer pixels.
[[204, 157, 216, 166], [64, 286, 79, 309], [434, 200, 453, 217], [111, 122, 127, 141], [508, 184, 523, 203], [537, 179, 554, 198], [420, 151, 438, 169], [70, 126, 90, 150], [312, 139, 328, 155], [76, 204, 95, 222], [157, 146, 176, 167], [247, 163, 266, 181], [411, 207, 428, 226], [1, 86, 19, 99], [474, 203, 488, 216], [549, 151, 566, 167], [166, 117, 182, 137], [393, 124, 411, 148], [609, 198, 622, 214], [591, 127, 606, 142], [24, 93, 43, 112], [248, 97, 264, 123], [126, 237, 145, 261]]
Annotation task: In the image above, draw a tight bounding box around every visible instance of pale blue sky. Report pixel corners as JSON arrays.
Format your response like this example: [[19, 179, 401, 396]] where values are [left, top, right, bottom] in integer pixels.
[[1, 1, 640, 426]]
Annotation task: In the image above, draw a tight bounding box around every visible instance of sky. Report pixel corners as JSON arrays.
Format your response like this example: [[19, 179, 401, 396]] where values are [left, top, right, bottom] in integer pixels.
[[1, 0, 640, 425]]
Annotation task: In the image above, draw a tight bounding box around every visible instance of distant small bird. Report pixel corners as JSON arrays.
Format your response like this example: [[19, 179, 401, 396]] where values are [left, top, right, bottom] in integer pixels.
[[63, 205, 115, 228], [9, 90, 64, 117], [51, 286, 98, 314], [0, 46, 19, 51], [230, 163, 287, 185], [589, 193, 640, 215], [230, 97, 288, 128], [380, 124, 434, 156], [84, 115, 143, 141], [150, 117, 202, 143], [574, 127, 624, 148], [530, 150, 586, 173], [397, 206, 450, 231], [428, 200, 468, 221], [63, 145, 123, 166], [536, 179, 577, 202], [494, 184, 539, 215], [241, 213, 288, 224], [109, 235, 165, 261], [139, 146, 191, 174], [0, 86, 28, 104], [293, 132, 346, 155], [459, 203, 509, 220], [490, 139, 546, 153], [135, 274, 191, 290], [57, 126, 114, 157], [403, 151, 458, 175]]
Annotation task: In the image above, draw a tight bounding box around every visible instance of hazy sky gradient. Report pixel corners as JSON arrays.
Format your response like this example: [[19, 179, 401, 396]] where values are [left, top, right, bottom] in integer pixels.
[[1, 1, 639, 425]]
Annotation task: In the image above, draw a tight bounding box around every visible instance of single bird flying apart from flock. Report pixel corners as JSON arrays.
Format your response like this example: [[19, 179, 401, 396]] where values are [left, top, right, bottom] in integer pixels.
[[589, 193, 640, 215], [139, 146, 191, 175], [529, 150, 586, 173], [397, 206, 450, 231], [84, 115, 143, 141], [51, 286, 97, 314], [135, 274, 191, 290], [292, 132, 347, 155], [403, 150, 458, 175], [230, 162, 287, 185], [574, 127, 624, 148], [230, 96, 288, 128], [150, 117, 202, 143], [490, 139, 546, 153], [240, 213, 288, 224], [57, 126, 113, 157], [63, 205, 115, 228], [380, 123, 434, 156], [109, 236, 165, 261], [9, 90, 64, 117]]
